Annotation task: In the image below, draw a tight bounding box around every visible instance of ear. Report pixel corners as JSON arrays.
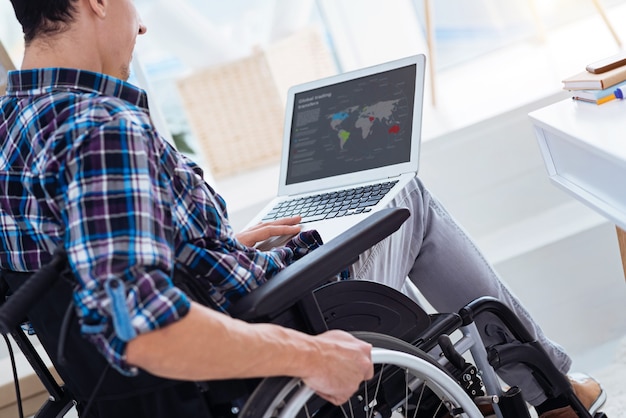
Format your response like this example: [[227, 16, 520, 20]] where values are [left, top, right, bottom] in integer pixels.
[[87, 0, 108, 19]]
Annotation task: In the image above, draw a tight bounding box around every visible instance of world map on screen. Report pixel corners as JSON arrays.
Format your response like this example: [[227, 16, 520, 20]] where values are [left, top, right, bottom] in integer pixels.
[[328, 99, 402, 150]]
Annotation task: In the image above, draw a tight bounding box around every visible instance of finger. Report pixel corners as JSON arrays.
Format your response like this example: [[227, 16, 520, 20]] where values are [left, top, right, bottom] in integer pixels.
[[315, 391, 345, 406], [255, 225, 301, 241], [246, 216, 302, 232], [264, 215, 302, 226], [237, 224, 301, 247]]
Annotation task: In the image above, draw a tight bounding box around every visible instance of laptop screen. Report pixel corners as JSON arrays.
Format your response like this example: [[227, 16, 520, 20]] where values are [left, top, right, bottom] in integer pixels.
[[285, 63, 417, 185]]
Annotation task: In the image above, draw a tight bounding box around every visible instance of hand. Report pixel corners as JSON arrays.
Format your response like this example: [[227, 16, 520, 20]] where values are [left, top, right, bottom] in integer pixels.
[[302, 330, 373, 406], [236, 216, 302, 247]]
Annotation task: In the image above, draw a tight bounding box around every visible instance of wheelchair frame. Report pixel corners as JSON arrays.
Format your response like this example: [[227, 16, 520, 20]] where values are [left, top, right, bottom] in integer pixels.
[[0, 208, 607, 418]]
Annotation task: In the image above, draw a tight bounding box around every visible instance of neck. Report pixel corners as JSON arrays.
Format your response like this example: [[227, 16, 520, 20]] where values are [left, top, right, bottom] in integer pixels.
[[21, 20, 104, 75]]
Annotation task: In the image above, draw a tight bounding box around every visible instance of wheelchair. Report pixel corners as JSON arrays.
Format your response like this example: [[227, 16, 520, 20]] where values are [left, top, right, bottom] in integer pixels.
[[0, 208, 607, 418]]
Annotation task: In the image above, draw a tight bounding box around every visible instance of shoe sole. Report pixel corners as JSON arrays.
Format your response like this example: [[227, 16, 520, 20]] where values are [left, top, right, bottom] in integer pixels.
[[588, 386, 607, 415]]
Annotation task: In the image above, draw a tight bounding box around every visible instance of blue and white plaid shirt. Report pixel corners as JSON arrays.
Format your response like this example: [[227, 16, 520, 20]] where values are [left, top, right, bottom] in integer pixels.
[[0, 68, 322, 374]]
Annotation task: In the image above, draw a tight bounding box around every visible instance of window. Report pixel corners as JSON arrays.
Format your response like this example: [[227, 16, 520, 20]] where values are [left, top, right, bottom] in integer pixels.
[[3, 0, 626, 160]]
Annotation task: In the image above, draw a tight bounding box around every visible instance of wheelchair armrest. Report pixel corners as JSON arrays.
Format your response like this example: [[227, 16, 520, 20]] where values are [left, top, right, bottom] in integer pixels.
[[229, 207, 410, 321]]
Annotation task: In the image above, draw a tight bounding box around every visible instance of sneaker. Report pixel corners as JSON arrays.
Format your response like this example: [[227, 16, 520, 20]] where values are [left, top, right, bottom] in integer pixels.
[[539, 373, 607, 418]]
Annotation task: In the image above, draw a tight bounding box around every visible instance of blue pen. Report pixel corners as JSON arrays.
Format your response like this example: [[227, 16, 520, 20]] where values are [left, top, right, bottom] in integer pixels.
[[615, 86, 626, 100]]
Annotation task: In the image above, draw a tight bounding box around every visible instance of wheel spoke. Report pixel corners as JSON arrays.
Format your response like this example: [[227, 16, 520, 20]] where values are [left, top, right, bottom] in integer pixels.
[[339, 403, 350, 418], [348, 398, 354, 418], [368, 365, 386, 418], [432, 400, 444, 418], [240, 334, 484, 418], [404, 368, 409, 417], [413, 381, 426, 418], [363, 379, 369, 417]]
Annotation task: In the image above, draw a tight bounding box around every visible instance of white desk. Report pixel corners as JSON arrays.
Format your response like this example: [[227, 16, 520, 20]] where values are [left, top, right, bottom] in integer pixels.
[[529, 98, 626, 277]]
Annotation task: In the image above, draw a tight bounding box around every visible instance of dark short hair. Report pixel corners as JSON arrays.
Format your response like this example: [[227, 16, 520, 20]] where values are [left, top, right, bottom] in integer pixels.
[[9, 0, 77, 44]]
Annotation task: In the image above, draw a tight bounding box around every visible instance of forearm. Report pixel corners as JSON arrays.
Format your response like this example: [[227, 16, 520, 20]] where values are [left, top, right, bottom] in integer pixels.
[[126, 301, 321, 381]]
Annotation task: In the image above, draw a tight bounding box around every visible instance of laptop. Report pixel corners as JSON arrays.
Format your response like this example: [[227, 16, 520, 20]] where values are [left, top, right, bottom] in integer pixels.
[[248, 54, 426, 249]]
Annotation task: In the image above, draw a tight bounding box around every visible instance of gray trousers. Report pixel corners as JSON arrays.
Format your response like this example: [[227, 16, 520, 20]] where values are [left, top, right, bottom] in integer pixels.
[[351, 176, 571, 406]]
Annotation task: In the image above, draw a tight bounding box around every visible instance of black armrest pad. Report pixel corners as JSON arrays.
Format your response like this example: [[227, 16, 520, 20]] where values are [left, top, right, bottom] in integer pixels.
[[229, 207, 410, 320]]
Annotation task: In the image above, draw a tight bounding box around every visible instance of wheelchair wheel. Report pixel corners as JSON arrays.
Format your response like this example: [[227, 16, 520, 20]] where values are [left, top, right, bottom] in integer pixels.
[[239, 331, 483, 418]]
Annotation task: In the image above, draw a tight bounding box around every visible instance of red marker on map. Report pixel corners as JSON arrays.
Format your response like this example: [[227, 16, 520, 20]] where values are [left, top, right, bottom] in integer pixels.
[[388, 125, 400, 134]]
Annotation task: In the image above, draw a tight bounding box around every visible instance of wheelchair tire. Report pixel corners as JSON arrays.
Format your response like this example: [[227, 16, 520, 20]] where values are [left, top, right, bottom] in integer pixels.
[[239, 331, 483, 418]]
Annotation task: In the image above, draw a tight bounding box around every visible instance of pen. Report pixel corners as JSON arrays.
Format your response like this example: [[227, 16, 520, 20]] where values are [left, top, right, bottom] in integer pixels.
[[598, 86, 626, 104], [597, 93, 617, 104]]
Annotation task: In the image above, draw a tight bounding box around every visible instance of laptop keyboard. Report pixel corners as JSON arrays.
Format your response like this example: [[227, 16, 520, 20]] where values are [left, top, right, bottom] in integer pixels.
[[261, 180, 400, 224]]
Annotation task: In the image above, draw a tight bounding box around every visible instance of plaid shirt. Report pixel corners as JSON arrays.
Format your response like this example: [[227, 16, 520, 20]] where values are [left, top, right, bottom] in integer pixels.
[[0, 68, 322, 374]]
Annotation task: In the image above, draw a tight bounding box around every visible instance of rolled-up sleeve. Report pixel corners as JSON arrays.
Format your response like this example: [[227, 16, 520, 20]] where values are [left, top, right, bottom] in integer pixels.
[[61, 110, 190, 375]]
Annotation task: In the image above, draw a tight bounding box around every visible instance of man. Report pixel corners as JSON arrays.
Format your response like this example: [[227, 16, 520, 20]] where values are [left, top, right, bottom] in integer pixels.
[[0, 1, 605, 417], [0, 0, 374, 414]]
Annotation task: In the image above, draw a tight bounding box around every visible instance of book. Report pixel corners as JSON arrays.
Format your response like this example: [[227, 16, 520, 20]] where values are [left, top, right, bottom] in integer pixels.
[[570, 80, 626, 104], [562, 63, 626, 90]]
